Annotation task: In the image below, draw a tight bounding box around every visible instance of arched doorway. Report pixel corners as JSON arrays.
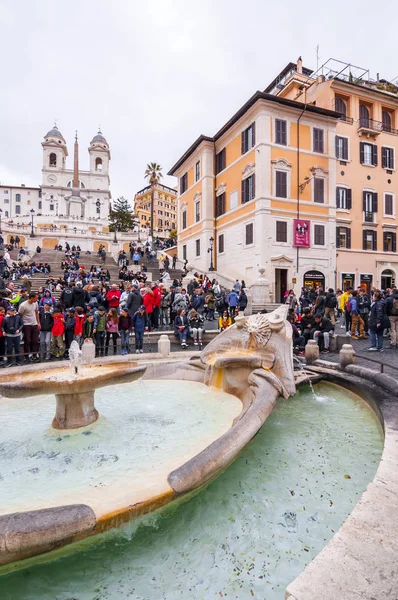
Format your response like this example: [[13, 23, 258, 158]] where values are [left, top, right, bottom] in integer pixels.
[[381, 269, 395, 290], [303, 270, 325, 291]]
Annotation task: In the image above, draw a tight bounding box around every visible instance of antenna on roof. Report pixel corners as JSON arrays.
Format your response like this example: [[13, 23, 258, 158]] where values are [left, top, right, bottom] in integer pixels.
[[316, 44, 320, 71]]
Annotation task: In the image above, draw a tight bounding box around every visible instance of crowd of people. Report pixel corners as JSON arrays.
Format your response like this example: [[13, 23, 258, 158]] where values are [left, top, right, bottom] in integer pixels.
[[285, 285, 397, 354]]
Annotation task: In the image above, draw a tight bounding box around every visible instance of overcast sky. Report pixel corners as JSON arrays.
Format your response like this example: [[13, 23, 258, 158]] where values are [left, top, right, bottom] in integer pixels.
[[1, 0, 397, 206]]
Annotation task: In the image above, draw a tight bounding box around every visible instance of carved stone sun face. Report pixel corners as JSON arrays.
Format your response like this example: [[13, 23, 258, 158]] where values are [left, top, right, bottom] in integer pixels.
[[242, 313, 272, 347]]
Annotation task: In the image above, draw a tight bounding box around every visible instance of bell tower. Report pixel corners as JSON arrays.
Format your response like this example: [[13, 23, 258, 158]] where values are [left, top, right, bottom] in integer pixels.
[[42, 124, 68, 176], [89, 130, 110, 175]]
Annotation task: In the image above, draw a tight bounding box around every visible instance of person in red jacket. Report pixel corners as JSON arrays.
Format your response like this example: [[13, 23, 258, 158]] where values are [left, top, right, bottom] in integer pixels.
[[151, 282, 161, 330], [142, 287, 154, 331], [106, 284, 121, 312], [73, 306, 85, 348], [51, 306, 65, 359]]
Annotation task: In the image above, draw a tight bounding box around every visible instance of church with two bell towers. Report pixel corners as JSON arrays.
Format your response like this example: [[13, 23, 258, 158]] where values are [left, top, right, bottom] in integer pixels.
[[41, 125, 111, 221]]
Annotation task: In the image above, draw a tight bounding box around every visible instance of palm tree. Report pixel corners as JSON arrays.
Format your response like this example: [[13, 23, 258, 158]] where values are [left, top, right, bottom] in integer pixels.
[[144, 162, 163, 244]]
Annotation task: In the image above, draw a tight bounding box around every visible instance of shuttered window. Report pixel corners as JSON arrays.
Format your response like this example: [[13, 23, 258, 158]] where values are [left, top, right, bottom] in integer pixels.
[[241, 174, 255, 204], [195, 201, 200, 223], [275, 171, 287, 198], [195, 239, 200, 256], [336, 227, 351, 249], [363, 230, 377, 251], [215, 193, 226, 217], [195, 161, 201, 181], [314, 225, 325, 246], [245, 223, 254, 245], [218, 234, 225, 254], [336, 187, 352, 210], [216, 148, 226, 174], [241, 123, 256, 154], [382, 147, 394, 169], [182, 210, 187, 230], [360, 142, 377, 166], [363, 192, 378, 221], [383, 231, 396, 252], [275, 119, 287, 145], [335, 136, 348, 160], [276, 221, 287, 242], [385, 194, 394, 216], [180, 173, 188, 194], [313, 128, 324, 153], [314, 178, 324, 203], [183, 245, 187, 260]]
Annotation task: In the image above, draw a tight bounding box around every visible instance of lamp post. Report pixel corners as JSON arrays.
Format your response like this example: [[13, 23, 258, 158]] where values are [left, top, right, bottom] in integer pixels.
[[208, 236, 215, 271], [30, 208, 35, 238], [113, 217, 118, 244]]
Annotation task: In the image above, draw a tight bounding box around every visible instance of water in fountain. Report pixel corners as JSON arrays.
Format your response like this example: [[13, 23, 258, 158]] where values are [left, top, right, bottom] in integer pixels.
[[0, 382, 383, 599], [68, 340, 82, 376]]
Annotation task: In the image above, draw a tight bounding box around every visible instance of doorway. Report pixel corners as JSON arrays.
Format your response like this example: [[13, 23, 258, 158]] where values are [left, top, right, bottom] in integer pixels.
[[275, 269, 288, 303], [303, 270, 325, 291], [381, 269, 395, 290]]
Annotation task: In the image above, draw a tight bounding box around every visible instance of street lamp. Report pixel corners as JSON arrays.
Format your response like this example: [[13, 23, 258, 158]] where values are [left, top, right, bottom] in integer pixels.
[[208, 236, 215, 271], [113, 217, 118, 244], [30, 208, 35, 238]]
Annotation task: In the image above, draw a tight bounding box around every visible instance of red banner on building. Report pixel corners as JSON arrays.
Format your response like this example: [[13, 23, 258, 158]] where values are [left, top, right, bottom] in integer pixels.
[[293, 219, 310, 247]]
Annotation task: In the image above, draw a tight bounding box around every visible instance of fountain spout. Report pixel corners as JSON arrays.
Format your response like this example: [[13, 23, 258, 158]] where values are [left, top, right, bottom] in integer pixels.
[[69, 341, 82, 377]]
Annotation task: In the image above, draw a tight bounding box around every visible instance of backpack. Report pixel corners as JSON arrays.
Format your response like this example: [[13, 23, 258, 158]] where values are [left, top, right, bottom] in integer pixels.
[[329, 295, 337, 309], [391, 297, 398, 316], [88, 295, 98, 307], [345, 298, 352, 313]]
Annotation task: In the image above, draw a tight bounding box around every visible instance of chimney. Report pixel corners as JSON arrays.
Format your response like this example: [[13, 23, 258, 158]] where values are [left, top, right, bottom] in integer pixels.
[[297, 56, 303, 74]]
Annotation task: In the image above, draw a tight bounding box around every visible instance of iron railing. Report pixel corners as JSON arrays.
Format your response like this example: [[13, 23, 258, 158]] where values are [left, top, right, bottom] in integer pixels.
[[358, 117, 383, 131]]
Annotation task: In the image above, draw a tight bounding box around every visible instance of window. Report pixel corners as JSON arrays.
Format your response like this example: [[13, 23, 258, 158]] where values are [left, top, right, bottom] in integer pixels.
[[275, 171, 287, 198], [241, 122, 256, 154], [314, 177, 324, 203], [3, 190, 8, 194], [96, 207, 100, 214], [363, 191, 377, 221], [241, 174, 255, 204], [216, 148, 226, 174], [218, 234, 224, 254], [336, 187, 352, 210], [195, 161, 200, 182], [384, 231, 396, 252], [382, 110, 392, 132], [95, 157, 103, 171], [15, 205, 21, 215], [180, 173, 188, 194], [385, 193, 394, 216], [363, 229, 377, 251], [336, 227, 351, 249], [158, 219, 163, 227], [38, 200, 42, 210], [229, 190, 238, 210], [50, 204, 54, 211], [4, 211, 8, 217], [195, 239, 200, 256], [245, 223, 254, 245], [49, 153, 57, 167], [313, 128, 324, 153], [335, 97, 347, 118], [382, 147, 394, 170], [182, 210, 187, 230], [275, 119, 287, 145], [276, 221, 287, 242], [183, 245, 187, 260], [314, 224, 325, 246], [335, 136, 348, 160], [195, 201, 200, 223], [15, 193, 21, 202], [216, 192, 226, 217], [4, 198, 9, 203], [360, 142, 377, 166], [359, 104, 370, 128]]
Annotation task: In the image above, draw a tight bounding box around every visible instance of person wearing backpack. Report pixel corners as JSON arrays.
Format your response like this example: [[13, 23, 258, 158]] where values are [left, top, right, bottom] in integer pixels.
[[385, 287, 398, 348], [350, 290, 365, 339], [357, 287, 371, 336], [368, 291, 389, 352], [325, 288, 337, 325]]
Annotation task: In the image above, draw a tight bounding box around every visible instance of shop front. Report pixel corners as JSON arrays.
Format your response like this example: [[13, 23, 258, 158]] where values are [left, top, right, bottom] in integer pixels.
[[303, 270, 325, 291], [341, 272, 355, 291], [381, 269, 395, 290], [360, 274, 373, 294]]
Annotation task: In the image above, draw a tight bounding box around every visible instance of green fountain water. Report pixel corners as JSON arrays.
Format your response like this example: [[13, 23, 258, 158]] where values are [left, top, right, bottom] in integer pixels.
[[0, 381, 383, 599]]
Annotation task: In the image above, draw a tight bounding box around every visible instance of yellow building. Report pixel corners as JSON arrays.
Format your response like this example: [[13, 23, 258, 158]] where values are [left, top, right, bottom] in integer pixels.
[[168, 85, 340, 299], [134, 183, 177, 235], [267, 57, 398, 292]]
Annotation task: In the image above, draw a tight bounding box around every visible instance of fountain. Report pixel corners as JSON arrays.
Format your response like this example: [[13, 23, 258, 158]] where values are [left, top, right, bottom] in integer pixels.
[[0, 306, 390, 599], [0, 341, 146, 429]]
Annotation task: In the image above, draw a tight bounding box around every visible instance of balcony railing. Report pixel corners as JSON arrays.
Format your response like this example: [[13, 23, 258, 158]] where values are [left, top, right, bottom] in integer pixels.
[[338, 115, 354, 124], [364, 211, 375, 222], [358, 117, 383, 133]]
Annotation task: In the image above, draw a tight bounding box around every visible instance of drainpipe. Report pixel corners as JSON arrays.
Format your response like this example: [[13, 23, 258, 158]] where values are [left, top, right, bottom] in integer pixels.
[[296, 104, 307, 286], [212, 142, 217, 273]]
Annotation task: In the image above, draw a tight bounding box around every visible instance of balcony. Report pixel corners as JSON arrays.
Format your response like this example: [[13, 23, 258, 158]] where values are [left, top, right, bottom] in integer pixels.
[[338, 115, 354, 124], [358, 117, 383, 136]]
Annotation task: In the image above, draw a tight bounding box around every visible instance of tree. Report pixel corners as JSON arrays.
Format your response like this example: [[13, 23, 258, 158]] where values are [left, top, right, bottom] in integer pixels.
[[109, 197, 135, 232], [169, 229, 177, 242], [144, 162, 163, 243]]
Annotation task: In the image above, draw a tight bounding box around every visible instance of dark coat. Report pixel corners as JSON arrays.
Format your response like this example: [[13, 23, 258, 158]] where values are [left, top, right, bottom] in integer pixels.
[[369, 299, 388, 331], [127, 290, 142, 316], [132, 311, 148, 333]]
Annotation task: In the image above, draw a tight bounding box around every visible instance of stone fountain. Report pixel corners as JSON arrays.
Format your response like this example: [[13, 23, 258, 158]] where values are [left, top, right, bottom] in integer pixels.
[[0, 341, 146, 429]]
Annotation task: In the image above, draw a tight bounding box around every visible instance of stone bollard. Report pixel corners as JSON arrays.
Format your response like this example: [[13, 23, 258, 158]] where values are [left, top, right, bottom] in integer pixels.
[[305, 340, 319, 364], [81, 339, 96, 365], [158, 334, 170, 357], [339, 344, 355, 370]]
